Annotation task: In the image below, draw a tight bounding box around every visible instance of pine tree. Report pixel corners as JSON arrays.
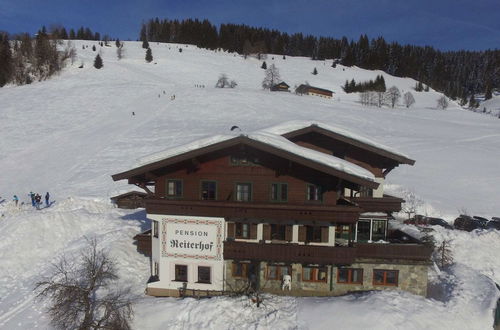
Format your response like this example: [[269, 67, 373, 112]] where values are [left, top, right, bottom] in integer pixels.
[[0, 32, 13, 87], [312, 67, 318, 75], [142, 40, 149, 49], [261, 61, 267, 69], [485, 82, 493, 100], [94, 54, 103, 69], [145, 48, 153, 63], [92, 45, 96, 51]]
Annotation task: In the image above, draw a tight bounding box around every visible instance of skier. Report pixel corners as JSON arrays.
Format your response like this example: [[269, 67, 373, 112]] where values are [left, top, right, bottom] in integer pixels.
[[35, 194, 41, 210], [13, 195, 19, 207], [29, 191, 35, 207], [45, 192, 50, 207]]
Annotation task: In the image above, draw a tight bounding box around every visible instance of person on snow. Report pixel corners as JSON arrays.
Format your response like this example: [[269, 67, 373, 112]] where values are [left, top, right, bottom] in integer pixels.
[[35, 194, 41, 210], [13, 195, 19, 207], [29, 191, 35, 207], [45, 192, 50, 207]]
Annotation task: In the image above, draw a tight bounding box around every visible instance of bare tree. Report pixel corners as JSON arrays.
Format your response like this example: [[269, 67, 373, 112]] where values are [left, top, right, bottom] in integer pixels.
[[437, 95, 449, 109], [262, 64, 281, 89], [386, 86, 401, 108], [403, 91, 415, 108], [35, 238, 134, 330], [401, 189, 424, 220], [215, 74, 229, 88]]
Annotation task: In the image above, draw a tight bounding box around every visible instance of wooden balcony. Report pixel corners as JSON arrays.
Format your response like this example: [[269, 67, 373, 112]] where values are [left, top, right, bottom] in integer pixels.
[[224, 241, 357, 264], [350, 194, 404, 213], [223, 241, 432, 264], [145, 198, 361, 224]]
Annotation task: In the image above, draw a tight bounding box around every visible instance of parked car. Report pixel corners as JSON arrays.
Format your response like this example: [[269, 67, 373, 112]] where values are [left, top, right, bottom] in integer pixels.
[[454, 215, 484, 232], [405, 215, 453, 229], [472, 216, 489, 227], [486, 219, 500, 230]]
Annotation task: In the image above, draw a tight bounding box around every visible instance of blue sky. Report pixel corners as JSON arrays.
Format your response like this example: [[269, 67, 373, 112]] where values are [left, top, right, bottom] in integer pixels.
[[1, 0, 499, 50]]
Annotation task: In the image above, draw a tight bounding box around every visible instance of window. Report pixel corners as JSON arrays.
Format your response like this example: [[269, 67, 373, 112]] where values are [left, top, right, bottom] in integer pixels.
[[266, 265, 291, 280], [174, 265, 188, 282], [271, 224, 286, 241], [357, 220, 371, 242], [201, 181, 217, 200], [232, 262, 249, 278], [373, 269, 399, 286], [271, 183, 288, 202], [235, 223, 250, 239], [306, 226, 326, 243], [152, 220, 159, 238], [303, 266, 328, 282], [337, 268, 363, 284], [167, 179, 182, 197], [335, 225, 350, 240], [358, 186, 373, 197], [235, 183, 252, 202], [197, 266, 211, 284], [306, 184, 322, 201], [372, 220, 386, 241], [153, 262, 159, 277]]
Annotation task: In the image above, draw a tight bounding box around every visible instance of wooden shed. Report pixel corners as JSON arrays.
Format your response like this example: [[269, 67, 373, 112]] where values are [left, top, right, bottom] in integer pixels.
[[110, 191, 147, 209], [270, 81, 290, 92]]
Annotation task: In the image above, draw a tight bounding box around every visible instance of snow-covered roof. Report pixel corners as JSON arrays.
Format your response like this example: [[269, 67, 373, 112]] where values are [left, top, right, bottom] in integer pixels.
[[261, 120, 412, 162], [131, 128, 376, 184]]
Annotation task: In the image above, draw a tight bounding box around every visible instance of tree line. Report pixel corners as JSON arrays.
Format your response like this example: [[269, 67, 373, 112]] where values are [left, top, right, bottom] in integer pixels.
[[140, 18, 499, 102]]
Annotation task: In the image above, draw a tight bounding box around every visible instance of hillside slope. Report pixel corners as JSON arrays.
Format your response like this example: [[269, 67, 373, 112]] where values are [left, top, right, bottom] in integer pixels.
[[0, 41, 499, 329]]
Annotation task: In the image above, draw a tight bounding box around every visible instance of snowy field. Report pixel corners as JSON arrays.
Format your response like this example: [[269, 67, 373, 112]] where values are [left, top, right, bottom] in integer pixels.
[[0, 41, 499, 329]]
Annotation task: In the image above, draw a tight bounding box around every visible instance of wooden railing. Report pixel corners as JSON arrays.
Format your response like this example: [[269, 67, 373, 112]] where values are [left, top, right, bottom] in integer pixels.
[[145, 198, 361, 223], [223, 241, 432, 264], [350, 194, 404, 212], [224, 241, 357, 264]]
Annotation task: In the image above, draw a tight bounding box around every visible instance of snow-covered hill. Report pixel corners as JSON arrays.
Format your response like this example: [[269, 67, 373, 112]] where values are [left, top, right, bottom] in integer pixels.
[[0, 41, 499, 329]]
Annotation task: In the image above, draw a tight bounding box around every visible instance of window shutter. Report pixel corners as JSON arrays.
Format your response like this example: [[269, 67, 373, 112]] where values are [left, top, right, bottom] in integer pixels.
[[250, 224, 257, 239], [263, 224, 271, 240], [285, 225, 293, 242], [227, 222, 235, 239], [321, 226, 329, 243], [298, 226, 307, 242]]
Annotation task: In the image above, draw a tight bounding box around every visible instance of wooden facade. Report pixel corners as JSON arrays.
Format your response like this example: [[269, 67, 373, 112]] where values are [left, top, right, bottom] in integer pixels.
[[270, 82, 290, 92], [112, 121, 431, 297], [110, 191, 147, 209], [295, 84, 334, 98]]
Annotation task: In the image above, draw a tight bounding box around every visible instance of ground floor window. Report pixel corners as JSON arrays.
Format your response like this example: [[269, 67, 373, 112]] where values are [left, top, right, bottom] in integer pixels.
[[373, 269, 399, 286], [337, 268, 363, 284], [266, 264, 291, 280], [232, 262, 249, 278], [174, 264, 188, 282], [197, 266, 211, 284], [302, 266, 327, 282]]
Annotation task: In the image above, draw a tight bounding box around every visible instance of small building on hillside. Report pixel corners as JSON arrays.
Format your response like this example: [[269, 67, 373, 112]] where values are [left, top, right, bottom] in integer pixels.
[[271, 82, 290, 92], [295, 84, 334, 98], [110, 191, 147, 209], [112, 120, 431, 298]]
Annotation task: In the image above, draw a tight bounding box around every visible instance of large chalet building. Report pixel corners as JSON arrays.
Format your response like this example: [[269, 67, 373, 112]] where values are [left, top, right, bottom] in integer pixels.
[[112, 121, 431, 297]]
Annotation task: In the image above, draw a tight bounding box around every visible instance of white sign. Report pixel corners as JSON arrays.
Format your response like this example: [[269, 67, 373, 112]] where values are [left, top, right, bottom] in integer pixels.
[[161, 217, 223, 260]]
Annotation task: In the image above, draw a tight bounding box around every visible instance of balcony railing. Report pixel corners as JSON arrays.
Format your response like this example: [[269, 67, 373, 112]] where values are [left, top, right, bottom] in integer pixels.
[[224, 240, 357, 264], [350, 194, 404, 212], [223, 241, 432, 264], [145, 198, 361, 223]]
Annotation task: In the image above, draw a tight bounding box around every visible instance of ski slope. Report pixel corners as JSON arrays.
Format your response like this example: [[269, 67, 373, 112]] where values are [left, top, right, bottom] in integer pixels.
[[0, 40, 499, 329]]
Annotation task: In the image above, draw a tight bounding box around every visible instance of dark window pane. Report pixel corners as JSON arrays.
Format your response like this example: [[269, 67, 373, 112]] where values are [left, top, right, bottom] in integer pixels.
[[201, 181, 216, 200], [198, 266, 211, 283], [175, 265, 187, 282], [386, 271, 398, 285], [357, 220, 371, 242], [373, 270, 384, 285], [338, 269, 348, 283], [280, 184, 288, 201]]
